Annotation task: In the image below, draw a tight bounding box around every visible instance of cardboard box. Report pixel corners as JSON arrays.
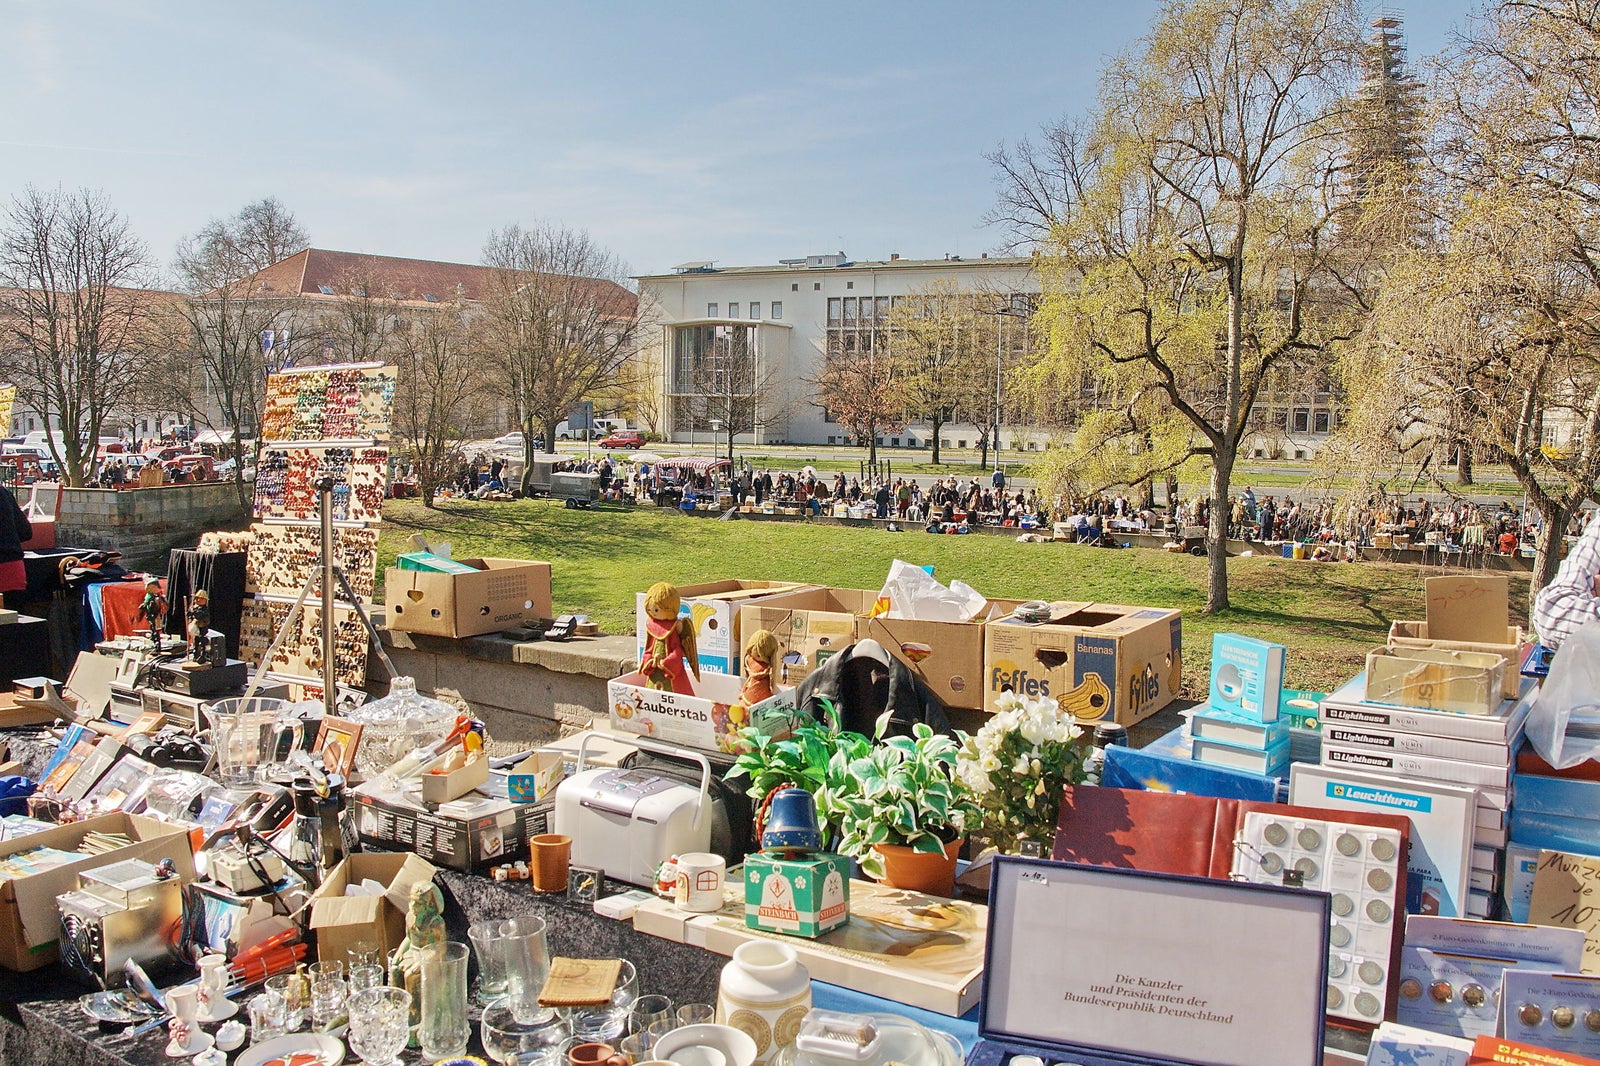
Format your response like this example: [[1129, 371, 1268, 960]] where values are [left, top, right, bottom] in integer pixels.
[[981, 602, 1183, 725], [1365, 646, 1506, 716], [351, 781, 551, 872], [483, 750, 566, 803], [386, 558, 552, 638], [607, 670, 801, 754], [742, 586, 1023, 711], [1388, 621, 1529, 700], [309, 852, 438, 964], [743, 852, 851, 938], [420, 754, 490, 804], [634, 580, 815, 677], [0, 812, 196, 971]]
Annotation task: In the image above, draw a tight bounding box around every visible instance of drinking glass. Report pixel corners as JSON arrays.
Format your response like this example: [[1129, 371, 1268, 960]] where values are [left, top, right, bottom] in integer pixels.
[[470, 916, 551, 1006], [419, 942, 471, 1061], [645, 1019, 675, 1045], [630, 995, 673, 1037], [309, 960, 346, 1029], [348, 962, 384, 993], [265, 973, 306, 1031], [619, 1033, 654, 1063], [347, 986, 411, 1066], [675, 1003, 715, 1028], [347, 941, 382, 971], [566, 960, 637, 1043], [248, 992, 287, 1044], [482, 996, 573, 1065]]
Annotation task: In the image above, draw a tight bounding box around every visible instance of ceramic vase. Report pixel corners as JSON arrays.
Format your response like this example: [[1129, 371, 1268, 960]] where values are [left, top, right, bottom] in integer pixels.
[[715, 941, 811, 1066]]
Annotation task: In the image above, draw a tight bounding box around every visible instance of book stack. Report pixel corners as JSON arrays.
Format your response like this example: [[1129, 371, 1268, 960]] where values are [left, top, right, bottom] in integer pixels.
[[1298, 672, 1536, 919], [1189, 633, 1290, 778]]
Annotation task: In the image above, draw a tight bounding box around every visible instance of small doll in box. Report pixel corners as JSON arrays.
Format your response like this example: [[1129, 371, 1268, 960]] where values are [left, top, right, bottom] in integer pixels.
[[741, 629, 779, 707], [640, 581, 699, 694]]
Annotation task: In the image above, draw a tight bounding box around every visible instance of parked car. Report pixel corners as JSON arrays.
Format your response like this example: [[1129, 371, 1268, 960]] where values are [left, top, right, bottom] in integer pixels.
[[598, 430, 645, 449], [493, 431, 526, 449]]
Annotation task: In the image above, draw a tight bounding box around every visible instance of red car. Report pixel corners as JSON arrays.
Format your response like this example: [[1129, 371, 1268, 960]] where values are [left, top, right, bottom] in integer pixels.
[[598, 430, 645, 449]]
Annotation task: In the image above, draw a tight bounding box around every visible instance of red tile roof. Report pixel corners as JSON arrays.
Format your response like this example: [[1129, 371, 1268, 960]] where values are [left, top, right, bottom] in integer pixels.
[[239, 248, 636, 314]]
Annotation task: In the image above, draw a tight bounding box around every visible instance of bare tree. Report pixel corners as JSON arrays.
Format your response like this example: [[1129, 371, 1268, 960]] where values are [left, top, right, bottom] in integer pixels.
[[885, 281, 998, 466], [811, 343, 905, 467], [390, 297, 485, 506], [0, 186, 159, 486], [479, 223, 642, 489], [169, 199, 309, 503]]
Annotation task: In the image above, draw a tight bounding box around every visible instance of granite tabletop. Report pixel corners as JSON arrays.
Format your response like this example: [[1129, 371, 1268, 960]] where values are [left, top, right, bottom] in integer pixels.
[[0, 864, 725, 1066]]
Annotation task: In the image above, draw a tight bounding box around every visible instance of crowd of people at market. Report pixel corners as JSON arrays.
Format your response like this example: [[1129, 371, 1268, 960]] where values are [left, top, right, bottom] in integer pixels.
[[439, 450, 1564, 553]]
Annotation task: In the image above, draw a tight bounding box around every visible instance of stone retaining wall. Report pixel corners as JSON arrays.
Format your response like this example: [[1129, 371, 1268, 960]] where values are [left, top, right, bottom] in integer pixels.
[[56, 483, 246, 568]]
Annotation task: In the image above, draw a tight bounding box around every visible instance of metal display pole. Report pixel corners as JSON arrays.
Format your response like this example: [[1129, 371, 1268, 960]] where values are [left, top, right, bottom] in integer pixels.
[[318, 476, 336, 719]]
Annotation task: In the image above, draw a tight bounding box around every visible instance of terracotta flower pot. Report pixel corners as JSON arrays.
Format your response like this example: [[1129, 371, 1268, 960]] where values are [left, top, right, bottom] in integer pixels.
[[872, 839, 962, 897]]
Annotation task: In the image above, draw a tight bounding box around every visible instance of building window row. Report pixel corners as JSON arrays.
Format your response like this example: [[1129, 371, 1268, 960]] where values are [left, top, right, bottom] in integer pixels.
[[704, 302, 782, 321]]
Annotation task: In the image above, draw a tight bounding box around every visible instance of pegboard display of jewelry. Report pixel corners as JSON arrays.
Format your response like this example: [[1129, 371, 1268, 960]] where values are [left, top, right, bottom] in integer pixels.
[[239, 362, 396, 701]]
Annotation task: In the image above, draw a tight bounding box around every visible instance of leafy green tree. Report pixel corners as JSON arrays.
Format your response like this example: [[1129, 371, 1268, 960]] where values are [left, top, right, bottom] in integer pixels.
[[999, 0, 1365, 612]]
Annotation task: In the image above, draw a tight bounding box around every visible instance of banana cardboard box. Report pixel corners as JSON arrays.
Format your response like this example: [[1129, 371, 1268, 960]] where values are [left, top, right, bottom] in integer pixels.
[[982, 602, 1183, 726], [634, 580, 816, 677]]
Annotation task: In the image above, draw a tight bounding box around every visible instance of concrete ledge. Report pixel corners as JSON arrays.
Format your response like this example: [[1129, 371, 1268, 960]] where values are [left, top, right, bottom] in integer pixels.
[[374, 627, 636, 743]]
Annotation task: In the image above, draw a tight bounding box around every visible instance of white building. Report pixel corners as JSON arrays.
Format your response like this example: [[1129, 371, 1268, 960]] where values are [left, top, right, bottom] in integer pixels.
[[635, 252, 1040, 450]]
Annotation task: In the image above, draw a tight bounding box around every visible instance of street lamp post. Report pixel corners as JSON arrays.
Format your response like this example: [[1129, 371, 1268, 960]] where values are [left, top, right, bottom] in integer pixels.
[[985, 299, 1030, 471]]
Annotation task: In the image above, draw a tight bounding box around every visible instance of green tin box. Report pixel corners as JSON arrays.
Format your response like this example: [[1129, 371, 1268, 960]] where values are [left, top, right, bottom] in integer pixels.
[[743, 852, 850, 938]]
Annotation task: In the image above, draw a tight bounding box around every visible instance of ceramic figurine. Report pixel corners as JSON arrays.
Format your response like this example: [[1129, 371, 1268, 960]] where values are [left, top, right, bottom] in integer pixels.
[[655, 855, 680, 898], [390, 880, 447, 1036], [138, 579, 167, 644], [640, 582, 699, 693], [185, 590, 212, 665], [740, 630, 779, 707]]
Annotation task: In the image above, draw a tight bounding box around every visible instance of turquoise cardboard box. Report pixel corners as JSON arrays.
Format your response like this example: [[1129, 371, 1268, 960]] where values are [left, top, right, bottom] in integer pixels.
[[743, 852, 850, 938]]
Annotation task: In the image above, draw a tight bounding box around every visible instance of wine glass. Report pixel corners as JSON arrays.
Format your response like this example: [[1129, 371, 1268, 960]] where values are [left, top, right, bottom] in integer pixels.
[[482, 995, 573, 1065], [347, 986, 410, 1066], [630, 995, 673, 1037]]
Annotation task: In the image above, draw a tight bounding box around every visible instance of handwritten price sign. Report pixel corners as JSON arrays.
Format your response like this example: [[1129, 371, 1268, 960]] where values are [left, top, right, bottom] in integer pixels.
[[1529, 849, 1600, 974]]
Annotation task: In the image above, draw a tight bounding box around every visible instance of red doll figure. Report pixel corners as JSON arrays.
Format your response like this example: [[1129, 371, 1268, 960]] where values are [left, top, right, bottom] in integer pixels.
[[740, 629, 778, 706], [640, 581, 699, 694]]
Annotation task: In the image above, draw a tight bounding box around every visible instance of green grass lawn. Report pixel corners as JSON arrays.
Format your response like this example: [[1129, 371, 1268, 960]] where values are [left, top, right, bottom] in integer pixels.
[[379, 498, 1530, 697]]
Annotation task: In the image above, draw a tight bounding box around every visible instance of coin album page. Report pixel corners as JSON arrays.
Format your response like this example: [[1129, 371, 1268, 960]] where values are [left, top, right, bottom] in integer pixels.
[[1231, 811, 1405, 1027]]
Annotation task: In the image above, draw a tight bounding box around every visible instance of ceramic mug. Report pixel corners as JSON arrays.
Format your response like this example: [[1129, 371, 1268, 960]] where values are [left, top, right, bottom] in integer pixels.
[[675, 852, 726, 913], [667, 1047, 726, 1066], [569, 1041, 628, 1066]]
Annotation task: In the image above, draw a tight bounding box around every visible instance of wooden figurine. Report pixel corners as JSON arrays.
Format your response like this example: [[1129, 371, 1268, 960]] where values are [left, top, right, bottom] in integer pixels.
[[137, 578, 166, 645], [185, 589, 212, 666], [741, 629, 778, 706], [640, 581, 699, 693]]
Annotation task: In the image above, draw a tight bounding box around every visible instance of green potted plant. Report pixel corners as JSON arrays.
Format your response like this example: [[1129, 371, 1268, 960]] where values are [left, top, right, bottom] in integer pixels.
[[815, 712, 980, 896], [726, 701, 871, 846]]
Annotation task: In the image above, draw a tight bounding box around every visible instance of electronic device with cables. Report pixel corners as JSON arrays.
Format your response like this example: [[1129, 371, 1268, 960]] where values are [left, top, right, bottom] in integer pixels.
[[56, 858, 183, 989]]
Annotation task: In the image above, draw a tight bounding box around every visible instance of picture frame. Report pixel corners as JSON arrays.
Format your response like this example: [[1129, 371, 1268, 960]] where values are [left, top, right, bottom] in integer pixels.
[[313, 717, 364, 777], [568, 864, 603, 904], [115, 650, 143, 686]]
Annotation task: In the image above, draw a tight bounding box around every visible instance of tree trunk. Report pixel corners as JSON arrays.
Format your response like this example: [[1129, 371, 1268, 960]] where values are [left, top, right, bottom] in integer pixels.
[[1206, 454, 1234, 614], [1530, 500, 1571, 604], [930, 419, 943, 465], [1456, 440, 1474, 485], [423, 486, 436, 508], [979, 430, 990, 471]]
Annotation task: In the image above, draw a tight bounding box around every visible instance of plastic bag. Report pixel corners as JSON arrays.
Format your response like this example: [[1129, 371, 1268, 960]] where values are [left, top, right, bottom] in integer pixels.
[[875, 558, 988, 622], [1527, 618, 1600, 768]]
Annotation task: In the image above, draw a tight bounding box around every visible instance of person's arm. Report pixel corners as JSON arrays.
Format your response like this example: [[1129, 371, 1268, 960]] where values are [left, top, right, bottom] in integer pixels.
[[1533, 513, 1600, 648]]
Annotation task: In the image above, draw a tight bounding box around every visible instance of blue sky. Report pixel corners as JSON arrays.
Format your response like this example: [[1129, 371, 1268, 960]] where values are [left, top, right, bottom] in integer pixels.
[[1, 1, 1474, 281]]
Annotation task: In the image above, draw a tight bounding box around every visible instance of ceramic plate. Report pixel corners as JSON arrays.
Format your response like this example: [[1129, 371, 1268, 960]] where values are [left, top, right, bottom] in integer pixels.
[[233, 1033, 345, 1066]]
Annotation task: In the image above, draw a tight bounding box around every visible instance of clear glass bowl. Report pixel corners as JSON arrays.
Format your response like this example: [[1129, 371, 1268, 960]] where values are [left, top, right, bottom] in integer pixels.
[[339, 676, 457, 773]]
